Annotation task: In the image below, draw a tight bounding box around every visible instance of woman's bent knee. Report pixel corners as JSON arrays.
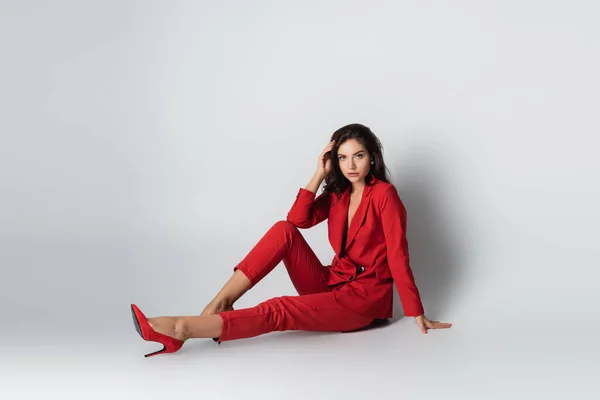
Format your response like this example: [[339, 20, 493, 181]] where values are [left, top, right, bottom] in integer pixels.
[[272, 220, 300, 234]]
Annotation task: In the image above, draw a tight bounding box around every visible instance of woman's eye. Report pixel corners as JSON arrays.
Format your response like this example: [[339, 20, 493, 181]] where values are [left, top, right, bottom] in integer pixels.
[[356, 154, 363, 159]]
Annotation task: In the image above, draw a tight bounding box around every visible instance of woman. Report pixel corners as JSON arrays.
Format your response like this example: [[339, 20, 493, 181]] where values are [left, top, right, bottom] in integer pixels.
[[131, 123, 452, 357]]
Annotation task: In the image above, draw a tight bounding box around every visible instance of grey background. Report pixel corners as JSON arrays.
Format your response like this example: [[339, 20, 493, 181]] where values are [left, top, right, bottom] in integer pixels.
[[1, 0, 598, 398]]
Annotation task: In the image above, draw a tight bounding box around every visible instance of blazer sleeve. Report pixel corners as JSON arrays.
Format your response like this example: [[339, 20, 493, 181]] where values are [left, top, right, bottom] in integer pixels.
[[286, 187, 331, 229], [380, 185, 425, 317]]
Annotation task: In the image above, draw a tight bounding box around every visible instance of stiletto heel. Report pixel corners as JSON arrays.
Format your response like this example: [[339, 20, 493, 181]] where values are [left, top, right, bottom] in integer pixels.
[[130, 303, 185, 357], [144, 346, 167, 358]]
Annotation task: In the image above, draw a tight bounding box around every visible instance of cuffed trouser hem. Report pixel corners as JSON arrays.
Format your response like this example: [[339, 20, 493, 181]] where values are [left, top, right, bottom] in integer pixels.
[[214, 313, 230, 344]]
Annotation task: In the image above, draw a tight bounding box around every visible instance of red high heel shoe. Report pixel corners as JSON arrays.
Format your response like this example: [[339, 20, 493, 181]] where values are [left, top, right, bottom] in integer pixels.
[[130, 303, 185, 357]]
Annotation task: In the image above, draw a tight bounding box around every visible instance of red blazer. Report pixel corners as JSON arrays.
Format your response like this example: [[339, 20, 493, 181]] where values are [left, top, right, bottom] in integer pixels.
[[286, 176, 424, 318]]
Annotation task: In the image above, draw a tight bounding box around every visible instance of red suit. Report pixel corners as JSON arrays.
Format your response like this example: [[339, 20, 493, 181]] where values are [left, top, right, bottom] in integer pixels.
[[216, 176, 424, 342]]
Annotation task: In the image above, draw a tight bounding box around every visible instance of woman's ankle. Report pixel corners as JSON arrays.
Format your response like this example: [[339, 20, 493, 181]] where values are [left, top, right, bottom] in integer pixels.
[[174, 317, 189, 341], [216, 296, 234, 311], [202, 296, 234, 316]]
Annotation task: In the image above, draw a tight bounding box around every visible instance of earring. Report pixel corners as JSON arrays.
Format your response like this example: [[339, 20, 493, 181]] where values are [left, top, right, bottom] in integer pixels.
[[371, 160, 374, 165]]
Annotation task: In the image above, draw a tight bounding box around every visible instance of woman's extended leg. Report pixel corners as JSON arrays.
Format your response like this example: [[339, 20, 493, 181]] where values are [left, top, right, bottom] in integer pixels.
[[201, 220, 330, 315], [146, 314, 222, 342], [147, 290, 372, 343], [213, 291, 373, 342]]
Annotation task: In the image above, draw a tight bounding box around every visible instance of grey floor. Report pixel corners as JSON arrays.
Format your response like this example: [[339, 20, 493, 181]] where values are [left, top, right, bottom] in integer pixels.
[[3, 262, 596, 400]]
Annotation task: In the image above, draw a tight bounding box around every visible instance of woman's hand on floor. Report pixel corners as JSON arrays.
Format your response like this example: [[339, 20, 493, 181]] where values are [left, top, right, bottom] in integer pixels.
[[414, 315, 452, 334]]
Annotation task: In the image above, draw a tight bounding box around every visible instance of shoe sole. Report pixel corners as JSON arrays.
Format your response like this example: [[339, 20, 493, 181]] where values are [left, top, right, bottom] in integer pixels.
[[131, 305, 143, 339]]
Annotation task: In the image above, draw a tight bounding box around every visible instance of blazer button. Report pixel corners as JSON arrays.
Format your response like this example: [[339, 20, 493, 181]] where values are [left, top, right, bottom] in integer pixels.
[[360, 266, 365, 272]]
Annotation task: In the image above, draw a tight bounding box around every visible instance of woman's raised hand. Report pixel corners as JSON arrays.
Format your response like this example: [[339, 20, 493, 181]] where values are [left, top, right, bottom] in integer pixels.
[[315, 140, 335, 179]]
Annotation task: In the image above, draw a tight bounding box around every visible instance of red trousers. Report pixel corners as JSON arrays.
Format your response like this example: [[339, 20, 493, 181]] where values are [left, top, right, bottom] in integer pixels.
[[215, 221, 375, 342]]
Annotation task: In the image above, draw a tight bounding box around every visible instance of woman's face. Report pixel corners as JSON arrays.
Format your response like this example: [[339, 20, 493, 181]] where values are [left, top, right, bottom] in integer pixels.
[[336, 139, 371, 183]]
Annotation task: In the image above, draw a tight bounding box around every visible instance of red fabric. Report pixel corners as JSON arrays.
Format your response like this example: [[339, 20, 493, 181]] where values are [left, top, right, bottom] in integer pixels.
[[216, 176, 424, 342]]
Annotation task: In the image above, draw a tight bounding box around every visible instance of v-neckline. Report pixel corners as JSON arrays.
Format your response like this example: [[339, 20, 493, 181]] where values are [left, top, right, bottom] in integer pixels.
[[344, 189, 364, 243]]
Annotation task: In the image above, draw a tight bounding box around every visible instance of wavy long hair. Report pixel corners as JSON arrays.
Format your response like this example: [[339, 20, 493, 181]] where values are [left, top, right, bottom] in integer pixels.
[[323, 123, 391, 198]]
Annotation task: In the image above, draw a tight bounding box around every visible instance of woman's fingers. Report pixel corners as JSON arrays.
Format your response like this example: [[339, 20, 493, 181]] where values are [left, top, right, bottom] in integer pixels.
[[317, 141, 335, 173], [416, 316, 452, 334], [320, 143, 334, 162], [428, 321, 452, 329]]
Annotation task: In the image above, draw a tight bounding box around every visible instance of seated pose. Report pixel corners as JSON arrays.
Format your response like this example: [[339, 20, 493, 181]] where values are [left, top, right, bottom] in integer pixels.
[[130, 123, 452, 357]]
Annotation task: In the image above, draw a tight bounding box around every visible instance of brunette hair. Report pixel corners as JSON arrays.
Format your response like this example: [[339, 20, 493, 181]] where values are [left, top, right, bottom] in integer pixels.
[[323, 123, 391, 198]]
